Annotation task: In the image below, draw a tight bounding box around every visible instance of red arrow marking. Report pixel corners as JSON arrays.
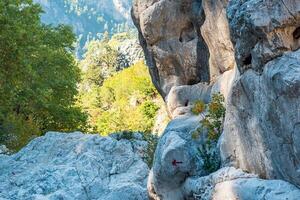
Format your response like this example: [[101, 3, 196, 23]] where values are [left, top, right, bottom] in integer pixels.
[[172, 159, 183, 166]]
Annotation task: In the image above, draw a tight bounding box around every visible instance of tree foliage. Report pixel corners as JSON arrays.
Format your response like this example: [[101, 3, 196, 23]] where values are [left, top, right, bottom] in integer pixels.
[[78, 61, 163, 135], [79, 32, 136, 87], [0, 0, 87, 150]]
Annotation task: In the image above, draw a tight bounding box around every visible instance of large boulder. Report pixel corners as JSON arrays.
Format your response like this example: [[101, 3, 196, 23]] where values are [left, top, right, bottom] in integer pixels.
[[166, 83, 211, 118], [221, 0, 300, 187], [148, 115, 220, 200], [0, 132, 149, 200], [183, 167, 300, 200], [132, 0, 235, 98], [150, 115, 212, 200], [165, 67, 238, 118], [221, 49, 300, 186]]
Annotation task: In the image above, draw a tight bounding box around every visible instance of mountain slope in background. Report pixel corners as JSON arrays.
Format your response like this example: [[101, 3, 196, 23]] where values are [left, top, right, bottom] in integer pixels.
[[34, 0, 133, 57]]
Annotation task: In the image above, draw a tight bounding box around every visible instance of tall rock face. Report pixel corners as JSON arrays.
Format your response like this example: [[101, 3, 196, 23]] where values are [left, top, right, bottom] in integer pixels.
[[132, 0, 235, 98], [221, 0, 300, 186], [133, 0, 300, 199], [221, 49, 300, 185]]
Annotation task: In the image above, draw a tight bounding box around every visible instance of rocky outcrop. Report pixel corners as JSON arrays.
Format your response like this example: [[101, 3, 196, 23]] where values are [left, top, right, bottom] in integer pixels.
[[150, 112, 300, 200], [220, 0, 300, 187], [212, 177, 300, 200], [166, 67, 238, 118], [183, 167, 300, 200], [133, 0, 300, 199], [117, 38, 145, 70], [132, 0, 235, 98], [166, 83, 211, 118], [149, 115, 210, 199], [227, 0, 300, 73], [221, 48, 300, 185], [0, 132, 149, 200]]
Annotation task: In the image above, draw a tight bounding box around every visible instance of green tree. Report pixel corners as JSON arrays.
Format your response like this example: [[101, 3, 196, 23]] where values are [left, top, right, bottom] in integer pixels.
[[78, 61, 165, 135], [80, 39, 118, 87], [0, 0, 87, 150]]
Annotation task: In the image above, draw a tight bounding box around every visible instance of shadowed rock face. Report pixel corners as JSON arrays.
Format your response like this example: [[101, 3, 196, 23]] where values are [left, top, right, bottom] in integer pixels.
[[132, 0, 235, 98]]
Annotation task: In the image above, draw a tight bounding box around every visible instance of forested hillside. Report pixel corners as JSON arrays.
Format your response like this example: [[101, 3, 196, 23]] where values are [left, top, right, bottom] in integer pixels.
[[77, 33, 166, 135], [33, 0, 133, 57]]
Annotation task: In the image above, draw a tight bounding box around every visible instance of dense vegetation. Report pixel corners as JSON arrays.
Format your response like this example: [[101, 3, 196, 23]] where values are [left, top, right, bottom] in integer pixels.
[[78, 32, 165, 136], [0, 0, 87, 150], [78, 61, 163, 135], [0, 0, 165, 152]]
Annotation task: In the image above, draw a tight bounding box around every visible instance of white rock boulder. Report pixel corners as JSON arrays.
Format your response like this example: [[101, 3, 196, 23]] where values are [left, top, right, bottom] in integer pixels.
[[0, 132, 149, 200], [183, 167, 300, 200]]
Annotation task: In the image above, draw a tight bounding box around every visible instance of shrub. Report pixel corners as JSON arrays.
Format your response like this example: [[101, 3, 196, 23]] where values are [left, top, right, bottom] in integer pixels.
[[142, 133, 159, 167], [202, 93, 226, 141], [0, 114, 41, 151], [191, 100, 206, 115], [191, 93, 226, 141], [191, 93, 226, 173], [198, 141, 220, 173]]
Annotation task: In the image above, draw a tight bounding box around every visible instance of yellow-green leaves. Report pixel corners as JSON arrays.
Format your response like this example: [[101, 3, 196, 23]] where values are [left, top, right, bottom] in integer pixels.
[[78, 61, 164, 135], [191, 93, 226, 142], [191, 100, 206, 115]]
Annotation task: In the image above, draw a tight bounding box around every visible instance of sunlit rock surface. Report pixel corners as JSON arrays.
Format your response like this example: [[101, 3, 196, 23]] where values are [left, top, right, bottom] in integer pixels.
[[132, 0, 235, 98], [133, 0, 300, 199], [0, 132, 149, 200], [184, 167, 300, 200], [222, 49, 300, 186]]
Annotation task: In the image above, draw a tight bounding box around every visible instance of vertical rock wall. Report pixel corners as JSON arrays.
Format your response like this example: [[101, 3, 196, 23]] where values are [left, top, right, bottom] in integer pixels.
[[132, 0, 235, 99], [133, 0, 300, 199], [221, 0, 300, 186]]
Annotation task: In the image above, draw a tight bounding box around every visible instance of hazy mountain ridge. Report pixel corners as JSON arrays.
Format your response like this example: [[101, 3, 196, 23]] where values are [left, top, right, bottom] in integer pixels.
[[34, 0, 133, 57]]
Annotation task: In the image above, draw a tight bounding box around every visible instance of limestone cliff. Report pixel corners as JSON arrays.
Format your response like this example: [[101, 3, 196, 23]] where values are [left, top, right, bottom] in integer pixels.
[[133, 0, 300, 199], [1, 1, 299, 200]]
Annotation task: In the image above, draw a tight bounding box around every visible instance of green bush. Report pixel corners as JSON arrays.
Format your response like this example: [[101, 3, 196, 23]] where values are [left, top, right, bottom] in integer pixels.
[[202, 93, 226, 141], [191, 93, 226, 141], [142, 133, 159, 167], [198, 141, 220, 173], [191, 93, 226, 173], [0, 114, 41, 151]]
